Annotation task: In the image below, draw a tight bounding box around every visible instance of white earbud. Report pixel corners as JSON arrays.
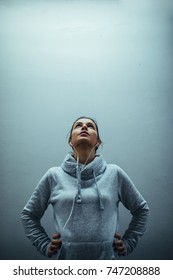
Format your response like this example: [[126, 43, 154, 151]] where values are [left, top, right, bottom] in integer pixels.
[[69, 142, 73, 147], [94, 142, 100, 148]]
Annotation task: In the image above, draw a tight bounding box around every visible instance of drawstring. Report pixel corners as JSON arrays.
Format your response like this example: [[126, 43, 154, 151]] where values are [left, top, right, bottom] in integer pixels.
[[76, 156, 82, 203], [93, 171, 104, 210], [73, 146, 95, 204], [75, 154, 104, 210]]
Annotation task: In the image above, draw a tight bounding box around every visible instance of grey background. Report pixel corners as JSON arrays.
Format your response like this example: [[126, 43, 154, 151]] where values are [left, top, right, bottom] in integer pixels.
[[0, 0, 173, 260]]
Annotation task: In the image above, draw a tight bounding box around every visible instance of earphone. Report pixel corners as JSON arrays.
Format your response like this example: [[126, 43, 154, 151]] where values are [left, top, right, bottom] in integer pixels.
[[94, 142, 99, 148]]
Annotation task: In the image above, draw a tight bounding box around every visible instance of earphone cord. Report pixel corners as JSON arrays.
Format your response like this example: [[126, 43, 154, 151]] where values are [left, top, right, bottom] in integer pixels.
[[62, 193, 76, 233], [80, 145, 96, 173], [62, 145, 96, 219], [70, 142, 96, 172]]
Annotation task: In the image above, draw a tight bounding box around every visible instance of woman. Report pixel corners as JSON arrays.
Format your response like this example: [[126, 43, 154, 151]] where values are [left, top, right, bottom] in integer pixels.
[[21, 116, 149, 260]]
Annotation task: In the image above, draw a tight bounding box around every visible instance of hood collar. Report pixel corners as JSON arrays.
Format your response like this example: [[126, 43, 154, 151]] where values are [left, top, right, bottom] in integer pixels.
[[61, 153, 107, 180], [61, 154, 106, 210]]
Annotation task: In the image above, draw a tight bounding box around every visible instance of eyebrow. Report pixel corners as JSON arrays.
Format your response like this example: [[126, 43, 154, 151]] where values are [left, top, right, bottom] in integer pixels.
[[74, 121, 96, 128]]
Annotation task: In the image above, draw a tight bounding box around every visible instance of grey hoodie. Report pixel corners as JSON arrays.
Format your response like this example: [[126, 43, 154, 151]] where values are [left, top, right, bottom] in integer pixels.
[[21, 154, 149, 259]]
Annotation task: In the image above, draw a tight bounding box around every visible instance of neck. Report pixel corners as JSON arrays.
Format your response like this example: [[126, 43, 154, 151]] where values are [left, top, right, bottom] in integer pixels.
[[73, 147, 96, 164]]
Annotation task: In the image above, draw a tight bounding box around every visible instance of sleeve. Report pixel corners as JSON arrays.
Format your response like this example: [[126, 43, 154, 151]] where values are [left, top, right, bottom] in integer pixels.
[[117, 167, 149, 255], [21, 169, 52, 257]]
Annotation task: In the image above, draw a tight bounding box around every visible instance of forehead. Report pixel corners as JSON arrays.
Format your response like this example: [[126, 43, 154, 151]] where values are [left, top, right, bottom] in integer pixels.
[[74, 118, 96, 127]]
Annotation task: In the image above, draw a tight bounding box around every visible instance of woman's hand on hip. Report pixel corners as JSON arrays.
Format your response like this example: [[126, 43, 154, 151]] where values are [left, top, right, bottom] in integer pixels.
[[47, 233, 62, 257], [113, 232, 126, 256]]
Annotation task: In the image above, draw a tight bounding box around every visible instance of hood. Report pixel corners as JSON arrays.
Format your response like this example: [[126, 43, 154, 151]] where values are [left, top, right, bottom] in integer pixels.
[[61, 154, 107, 210], [61, 154, 107, 179]]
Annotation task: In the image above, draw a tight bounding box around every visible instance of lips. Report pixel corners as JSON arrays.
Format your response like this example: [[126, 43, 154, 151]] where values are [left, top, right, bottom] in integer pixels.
[[79, 131, 89, 136]]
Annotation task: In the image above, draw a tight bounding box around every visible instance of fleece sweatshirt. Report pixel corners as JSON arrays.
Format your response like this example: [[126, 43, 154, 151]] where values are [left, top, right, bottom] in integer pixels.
[[21, 154, 149, 260]]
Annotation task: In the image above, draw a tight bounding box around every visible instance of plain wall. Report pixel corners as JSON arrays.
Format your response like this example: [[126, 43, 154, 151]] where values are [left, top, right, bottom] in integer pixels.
[[0, 0, 173, 260]]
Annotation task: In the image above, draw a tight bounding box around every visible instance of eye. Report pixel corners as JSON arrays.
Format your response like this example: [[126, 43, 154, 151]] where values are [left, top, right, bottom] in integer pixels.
[[74, 123, 82, 128], [87, 124, 95, 129]]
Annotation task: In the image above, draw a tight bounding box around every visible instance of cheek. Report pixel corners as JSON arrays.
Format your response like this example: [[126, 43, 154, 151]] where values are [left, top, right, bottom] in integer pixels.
[[91, 132, 98, 141], [70, 130, 78, 140]]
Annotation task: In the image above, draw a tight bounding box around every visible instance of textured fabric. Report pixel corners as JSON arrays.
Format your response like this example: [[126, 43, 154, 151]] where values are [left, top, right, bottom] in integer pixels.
[[21, 154, 149, 259]]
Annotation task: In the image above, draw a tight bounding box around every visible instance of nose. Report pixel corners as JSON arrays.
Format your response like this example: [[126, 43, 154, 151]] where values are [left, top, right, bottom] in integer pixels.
[[81, 124, 88, 130]]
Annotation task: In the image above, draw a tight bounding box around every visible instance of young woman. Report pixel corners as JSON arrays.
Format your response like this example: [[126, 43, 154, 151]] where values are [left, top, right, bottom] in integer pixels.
[[21, 116, 149, 260]]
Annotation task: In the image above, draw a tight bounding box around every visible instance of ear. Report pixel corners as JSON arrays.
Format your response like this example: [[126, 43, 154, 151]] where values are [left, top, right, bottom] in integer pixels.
[[68, 139, 74, 148], [68, 138, 71, 145], [96, 138, 101, 148]]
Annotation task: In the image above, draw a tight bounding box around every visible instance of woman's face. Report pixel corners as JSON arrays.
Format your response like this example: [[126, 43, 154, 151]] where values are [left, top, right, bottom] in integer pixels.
[[69, 118, 100, 149]]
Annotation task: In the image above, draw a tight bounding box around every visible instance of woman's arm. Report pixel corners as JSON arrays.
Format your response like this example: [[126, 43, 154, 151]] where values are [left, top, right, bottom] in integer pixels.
[[21, 169, 52, 257], [117, 167, 150, 255]]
